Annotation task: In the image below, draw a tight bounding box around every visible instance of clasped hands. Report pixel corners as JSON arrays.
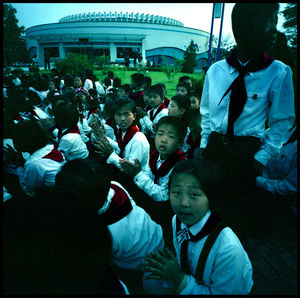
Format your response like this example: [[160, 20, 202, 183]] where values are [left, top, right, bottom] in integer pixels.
[[90, 122, 113, 157]]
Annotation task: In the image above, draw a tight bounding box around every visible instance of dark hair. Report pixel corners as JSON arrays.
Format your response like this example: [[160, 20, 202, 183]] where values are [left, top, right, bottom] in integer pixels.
[[143, 76, 152, 89], [169, 159, 221, 208], [176, 82, 191, 94], [171, 95, 191, 113], [4, 184, 112, 294], [179, 76, 191, 83], [56, 158, 114, 211], [147, 84, 164, 100], [63, 74, 74, 87], [231, 3, 279, 45], [112, 77, 121, 88], [54, 100, 79, 129], [185, 109, 202, 125], [156, 83, 167, 93], [107, 70, 114, 79], [131, 73, 145, 88], [119, 83, 131, 94], [85, 68, 94, 80], [103, 77, 111, 87], [111, 97, 137, 116], [156, 116, 187, 144], [26, 89, 41, 106], [12, 120, 49, 154]]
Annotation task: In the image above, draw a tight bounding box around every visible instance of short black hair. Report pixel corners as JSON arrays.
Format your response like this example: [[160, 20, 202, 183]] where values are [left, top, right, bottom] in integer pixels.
[[179, 75, 191, 83], [111, 96, 137, 116], [231, 3, 279, 45], [156, 115, 187, 144], [147, 84, 164, 100], [54, 100, 79, 129], [169, 159, 221, 209], [131, 73, 145, 88], [113, 77, 122, 88], [4, 184, 112, 294], [55, 158, 114, 212], [12, 120, 49, 154], [171, 95, 191, 112]]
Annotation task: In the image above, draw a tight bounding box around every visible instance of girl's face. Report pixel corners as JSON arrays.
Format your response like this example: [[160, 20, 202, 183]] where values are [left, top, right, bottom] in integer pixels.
[[74, 77, 83, 88], [114, 104, 136, 131], [190, 96, 200, 110], [155, 123, 179, 160], [170, 173, 209, 227], [176, 87, 188, 96], [148, 93, 162, 109], [168, 100, 184, 117]]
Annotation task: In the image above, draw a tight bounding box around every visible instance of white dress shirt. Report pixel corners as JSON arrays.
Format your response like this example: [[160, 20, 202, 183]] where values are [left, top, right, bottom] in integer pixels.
[[98, 181, 164, 270], [133, 154, 172, 202], [139, 105, 168, 138], [173, 210, 253, 294], [58, 130, 89, 161], [200, 59, 295, 166], [106, 127, 150, 171]]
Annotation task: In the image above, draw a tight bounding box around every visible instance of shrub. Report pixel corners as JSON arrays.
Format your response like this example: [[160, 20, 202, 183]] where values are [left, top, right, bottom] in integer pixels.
[[54, 53, 93, 75], [11, 68, 24, 77], [28, 65, 40, 73], [191, 76, 205, 96]]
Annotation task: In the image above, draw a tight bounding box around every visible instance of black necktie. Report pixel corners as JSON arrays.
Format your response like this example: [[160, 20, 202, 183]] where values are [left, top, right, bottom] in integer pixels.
[[177, 212, 222, 275], [218, 51, 274, 138]]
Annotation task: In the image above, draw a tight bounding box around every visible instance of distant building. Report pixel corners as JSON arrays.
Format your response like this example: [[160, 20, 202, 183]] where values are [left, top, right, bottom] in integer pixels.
[[25, 12, 210, 70]]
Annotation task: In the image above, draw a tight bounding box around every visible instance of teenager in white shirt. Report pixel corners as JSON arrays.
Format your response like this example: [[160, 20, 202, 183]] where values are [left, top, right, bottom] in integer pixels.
[[144, 159, 253, 295], [91, 97, 150, 172]]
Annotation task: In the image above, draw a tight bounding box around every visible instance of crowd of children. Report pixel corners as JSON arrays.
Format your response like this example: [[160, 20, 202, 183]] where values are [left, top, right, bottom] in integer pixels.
[[3, 3, 297, 294]]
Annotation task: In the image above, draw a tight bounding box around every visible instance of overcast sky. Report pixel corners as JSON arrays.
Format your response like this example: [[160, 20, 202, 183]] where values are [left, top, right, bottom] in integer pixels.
[[7, 2, 287, 44]]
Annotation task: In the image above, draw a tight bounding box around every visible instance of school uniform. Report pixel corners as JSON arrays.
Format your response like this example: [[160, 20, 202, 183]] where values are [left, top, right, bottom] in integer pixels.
[[57, 125, 89, 161], [29, 86, 48, 101], [139, 103, 168, 139], [106, 124, 150, 171], [134, 149, 186, 202], [31, 105, 50, 120], [182, 129, 201, 159], [17, 144, 66, 193], [98, 181, 164, 270], [84, 78, 93, 91], [173, 210, 253, 294], [77, 114, 92, 144]]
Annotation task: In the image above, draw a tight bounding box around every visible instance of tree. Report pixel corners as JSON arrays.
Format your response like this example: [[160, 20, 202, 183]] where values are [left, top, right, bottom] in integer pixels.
[[280, 3, 297, 47], [181, 40, 198, 73], [3, 4, 30, 66]]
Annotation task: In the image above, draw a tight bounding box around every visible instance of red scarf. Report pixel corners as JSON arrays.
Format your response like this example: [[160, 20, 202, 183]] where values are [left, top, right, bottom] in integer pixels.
[[43, 147, 64, 162], [113, 125, 140, 158], [149, 149, 186, 183], [150, 103, 167, 122], [186, 133, 201, 159], [58, 125, 81, 142], [100, 183, 133, 225], [88, 108, 97, 119], [164, 97, 171, 107]]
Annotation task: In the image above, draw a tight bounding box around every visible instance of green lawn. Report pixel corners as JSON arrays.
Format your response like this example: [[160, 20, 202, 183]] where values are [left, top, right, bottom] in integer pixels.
[[94, 69, 204, 98]]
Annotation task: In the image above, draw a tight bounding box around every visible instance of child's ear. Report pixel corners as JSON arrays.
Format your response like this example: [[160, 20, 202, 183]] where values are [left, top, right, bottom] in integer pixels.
[[180, 108, 185, 116]]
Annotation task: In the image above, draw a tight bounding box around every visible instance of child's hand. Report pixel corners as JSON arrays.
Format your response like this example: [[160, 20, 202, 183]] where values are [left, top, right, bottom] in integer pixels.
[[119, 158, 142, 176], [94, 137, 113, 157], [137, 107, 147, 118], [90, 122, 106, 141], [143, 248, 185, 289], [152, 122, 158, 132]]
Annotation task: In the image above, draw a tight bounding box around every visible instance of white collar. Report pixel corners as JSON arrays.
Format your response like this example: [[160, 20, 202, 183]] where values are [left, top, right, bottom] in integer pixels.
[[24, 144, 54, 165]]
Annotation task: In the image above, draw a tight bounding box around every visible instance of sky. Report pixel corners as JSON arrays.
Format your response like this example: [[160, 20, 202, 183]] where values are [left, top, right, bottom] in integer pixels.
[[7, 3, 287, 46]]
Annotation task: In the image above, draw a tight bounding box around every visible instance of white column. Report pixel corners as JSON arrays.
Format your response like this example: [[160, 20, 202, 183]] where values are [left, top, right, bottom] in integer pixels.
[[59, 42, 66, 59], [110, 42, 116, 62], [37, 43, 44, 67], [142, 38, 146, 63]]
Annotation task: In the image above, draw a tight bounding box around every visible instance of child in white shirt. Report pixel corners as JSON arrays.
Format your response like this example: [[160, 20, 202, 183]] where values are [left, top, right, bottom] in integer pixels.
[[144, 159, 254, 295]]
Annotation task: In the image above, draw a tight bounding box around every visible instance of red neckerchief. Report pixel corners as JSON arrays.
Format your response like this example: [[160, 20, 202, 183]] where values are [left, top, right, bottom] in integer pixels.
[[113, 125, 140, 158], [88, 108, 97, 119], [15, 113, 24, 121], [149, 149, 186, 183], [100, 183, 133, 225], [186, 132, 201, 159], [42, 147, 64, 162], [164, 97, 171, 107], [58, 125, 80, 142], [150, 103, 167, 122]]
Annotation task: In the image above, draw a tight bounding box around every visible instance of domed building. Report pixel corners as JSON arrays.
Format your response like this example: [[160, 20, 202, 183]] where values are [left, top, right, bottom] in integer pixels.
[[25, 12, 210, 69]]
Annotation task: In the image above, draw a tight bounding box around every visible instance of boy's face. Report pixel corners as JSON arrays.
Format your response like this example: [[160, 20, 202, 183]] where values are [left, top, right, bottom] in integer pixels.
[[168, 101, 184, 117], [155, 123, 179, 160], [143, 94, 150, 105], [48, 81, 55, 91], [148, 93, 162, 109], [170, 173, 209, 227], [74, 77, 82, 88], [176, 87, 188, 96], [114, 104, 136, 131], [190, 96, 200, 110], [188, 117, 202, 135]]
